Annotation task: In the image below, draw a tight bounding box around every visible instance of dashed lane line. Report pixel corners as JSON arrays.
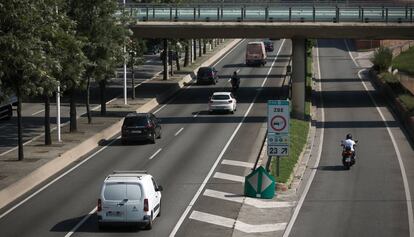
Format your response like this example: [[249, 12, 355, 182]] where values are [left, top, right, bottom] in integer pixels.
[[174, 128, 184, 136], [190, 210, 287, 233], [149, 148, 162, 160]]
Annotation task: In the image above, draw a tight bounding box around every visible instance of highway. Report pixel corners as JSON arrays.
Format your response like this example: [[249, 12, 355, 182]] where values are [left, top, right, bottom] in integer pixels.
[[0, 39, 292, 237], [287, 39, 414, 237]]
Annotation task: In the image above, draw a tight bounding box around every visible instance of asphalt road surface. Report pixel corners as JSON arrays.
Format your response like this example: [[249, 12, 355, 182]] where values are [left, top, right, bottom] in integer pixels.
[[288, 39, 414, 237], [0, 39, 292, 237]]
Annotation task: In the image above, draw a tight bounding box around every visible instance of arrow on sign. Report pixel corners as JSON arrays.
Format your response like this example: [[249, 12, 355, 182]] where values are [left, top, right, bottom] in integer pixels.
[[282, 148, 288, 154]]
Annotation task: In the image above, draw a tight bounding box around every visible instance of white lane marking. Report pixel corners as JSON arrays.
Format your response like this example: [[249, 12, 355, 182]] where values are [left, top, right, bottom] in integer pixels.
[[149, 148, 162, 160], [213, 172, 245, 183], [193, 112, 199, 118], [0, 136, 120, 220], [153, 39, 246, 116], [204, 189, 295, 208], [174, 128, 184, 136], [345, 39, 413, 237], [169, 39, 286, 237], [31, 109, 45, 116], [64, 207, 97, 237], [190, 211, 287, 233], [221, 159, 254, 168], [283, 40, 325, 237]]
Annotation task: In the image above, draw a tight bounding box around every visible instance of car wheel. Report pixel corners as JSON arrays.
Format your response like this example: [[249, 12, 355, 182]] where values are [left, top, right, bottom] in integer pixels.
[[157, 202, 161, 217], [157, 130, 161, 139], [98, 222, 105, 230], [150, 132, 156, 144], [145, 213, 153, 230], [121, 139, 128, 145]]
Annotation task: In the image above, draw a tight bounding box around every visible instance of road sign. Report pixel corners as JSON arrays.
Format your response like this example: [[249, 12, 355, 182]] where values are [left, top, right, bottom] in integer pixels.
[[267, 145, 289, 156], [267, 100, 289, 134], [267, 133, 289, 145], [244, 166, 275, 199]]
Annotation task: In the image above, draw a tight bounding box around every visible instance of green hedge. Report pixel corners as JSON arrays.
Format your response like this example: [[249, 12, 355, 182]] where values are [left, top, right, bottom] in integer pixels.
[[392, 46, 414, 76]]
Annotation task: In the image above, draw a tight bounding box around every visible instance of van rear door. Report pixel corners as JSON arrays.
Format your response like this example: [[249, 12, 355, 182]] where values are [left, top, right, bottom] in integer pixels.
[[125, 183, 145, 222], [102, 182, 127, 223]]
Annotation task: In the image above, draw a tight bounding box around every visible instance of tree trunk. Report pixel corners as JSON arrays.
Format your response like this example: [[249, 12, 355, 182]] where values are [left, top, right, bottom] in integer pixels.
[[184, 42, 190, 67], [163, 39, 168, 80], [175, 46, 181, 71], [44, 95, 51, 145], [86, 76, 91, 124], [99, 80, 106, 116], [193, 39, 197, 60], [16, 90, 23, 161], [70, 90, 77, 132], [198, 39, 202, 57], [203, 39, 207, 54], [131, 65, 135, 99]]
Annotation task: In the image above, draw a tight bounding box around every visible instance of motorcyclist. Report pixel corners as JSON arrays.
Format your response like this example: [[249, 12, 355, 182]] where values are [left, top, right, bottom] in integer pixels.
[[230, 71, 240, 89], [341, 133, 357, 159]]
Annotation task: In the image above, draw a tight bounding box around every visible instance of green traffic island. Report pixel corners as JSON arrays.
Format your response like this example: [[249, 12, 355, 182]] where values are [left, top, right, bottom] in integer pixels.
[[269, 40, 314, 191]]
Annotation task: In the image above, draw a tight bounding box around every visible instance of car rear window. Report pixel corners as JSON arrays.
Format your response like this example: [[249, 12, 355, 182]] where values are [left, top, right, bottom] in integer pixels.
[[212, 95, 230, 100], [123, 116, 148, 126], [126, 183, 143, 200], [198, 68, 212, 76], [104, 183, 126, 201]]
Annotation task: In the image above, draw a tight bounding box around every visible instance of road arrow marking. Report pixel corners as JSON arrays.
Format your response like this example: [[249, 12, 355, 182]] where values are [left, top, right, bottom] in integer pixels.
[[190, 210, 286, 233], [203, 189, 296, 208]]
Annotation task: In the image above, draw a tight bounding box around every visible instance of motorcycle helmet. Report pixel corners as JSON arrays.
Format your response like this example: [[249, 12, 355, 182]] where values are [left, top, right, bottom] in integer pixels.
[[346, 133, 352, 140]]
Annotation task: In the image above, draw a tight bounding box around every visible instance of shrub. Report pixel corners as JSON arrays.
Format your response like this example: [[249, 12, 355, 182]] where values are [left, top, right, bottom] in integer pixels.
[[398, 94, 414, 113], [371, 46, 393, 72]]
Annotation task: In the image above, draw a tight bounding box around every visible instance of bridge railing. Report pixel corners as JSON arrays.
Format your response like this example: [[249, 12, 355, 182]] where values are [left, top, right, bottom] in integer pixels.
[[121, 4, 414, 23]]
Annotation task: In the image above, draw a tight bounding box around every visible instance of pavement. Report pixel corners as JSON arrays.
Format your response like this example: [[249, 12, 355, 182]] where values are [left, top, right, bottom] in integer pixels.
[[0, 38, 241, 211]]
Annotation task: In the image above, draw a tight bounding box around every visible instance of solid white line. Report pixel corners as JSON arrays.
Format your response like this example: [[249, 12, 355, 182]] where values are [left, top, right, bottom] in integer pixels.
[[169, 39, 286, 237], [149, 148, 162, 160], [0, 136, 120, 220], [64, 207, 97, 237], [283, 41, 325, 237], [31, 109, 45, 116], [345, 40, 414, 237], [190, 210, 287, 233], [221, 159, 254, 168], [214, 172, 245, 183], [174, 128, 184, 136], [204, 189, 295, 208]]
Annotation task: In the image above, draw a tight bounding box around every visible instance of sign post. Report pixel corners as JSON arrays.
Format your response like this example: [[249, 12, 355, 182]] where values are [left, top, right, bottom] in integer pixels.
[[267, 100, 290, 176]]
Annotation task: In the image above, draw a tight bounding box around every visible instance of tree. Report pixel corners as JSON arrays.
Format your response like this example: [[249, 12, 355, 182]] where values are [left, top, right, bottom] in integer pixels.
[[371, 46, 393, 72], [67, 0, 129, 123], [0, 0, 59, 160]]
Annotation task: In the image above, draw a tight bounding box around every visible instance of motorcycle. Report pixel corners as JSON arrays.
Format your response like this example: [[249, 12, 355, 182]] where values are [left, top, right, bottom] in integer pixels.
[[341, 140, 357, 169], [231, 78, 240, 93]]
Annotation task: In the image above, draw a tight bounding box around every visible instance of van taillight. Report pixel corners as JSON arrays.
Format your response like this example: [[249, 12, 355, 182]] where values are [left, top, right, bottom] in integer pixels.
[[97, 199, 102, 212], [146, 123, 154, 129], [144, 198, 149, 212]]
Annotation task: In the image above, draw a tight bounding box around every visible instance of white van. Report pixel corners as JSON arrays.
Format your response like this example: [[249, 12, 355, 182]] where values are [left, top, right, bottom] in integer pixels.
[[245, 41, 267, 66], [97, 171, 163, 230]]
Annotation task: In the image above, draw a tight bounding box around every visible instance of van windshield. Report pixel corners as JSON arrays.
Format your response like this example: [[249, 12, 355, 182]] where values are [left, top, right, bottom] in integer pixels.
[[104, 183, 126, 201], [126, 183, 143, 200], [247, 44, 262, 54]]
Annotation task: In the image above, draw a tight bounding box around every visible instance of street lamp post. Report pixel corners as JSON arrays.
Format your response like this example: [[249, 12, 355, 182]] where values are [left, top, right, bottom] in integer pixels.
[[123, 0, 127, 105]]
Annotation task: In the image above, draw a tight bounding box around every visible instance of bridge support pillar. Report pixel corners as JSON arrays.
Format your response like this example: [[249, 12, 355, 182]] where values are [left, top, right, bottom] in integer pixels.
[[291, 37, 306, 120]]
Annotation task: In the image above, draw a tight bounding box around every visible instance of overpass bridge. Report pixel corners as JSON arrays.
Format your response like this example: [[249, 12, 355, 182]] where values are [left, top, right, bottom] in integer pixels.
[[123, 2, 414, 118]]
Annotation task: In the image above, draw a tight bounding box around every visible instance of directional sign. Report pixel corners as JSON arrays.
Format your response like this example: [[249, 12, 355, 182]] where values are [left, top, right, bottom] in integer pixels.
[[267, 133, 289, 145], [267, 100, 289, 134], [267, 145, 289, 156], [244, 166, 275, 199]]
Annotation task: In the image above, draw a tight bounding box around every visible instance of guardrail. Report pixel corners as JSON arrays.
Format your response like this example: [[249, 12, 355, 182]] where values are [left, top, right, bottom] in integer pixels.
[[121, 4, 414, 23]]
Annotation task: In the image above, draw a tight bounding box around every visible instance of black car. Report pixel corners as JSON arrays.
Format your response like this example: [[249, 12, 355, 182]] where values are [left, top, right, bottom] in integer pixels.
[[121, 113, 161, 144], [263, 40, 274, 52], [197, 66, 219, 85]]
